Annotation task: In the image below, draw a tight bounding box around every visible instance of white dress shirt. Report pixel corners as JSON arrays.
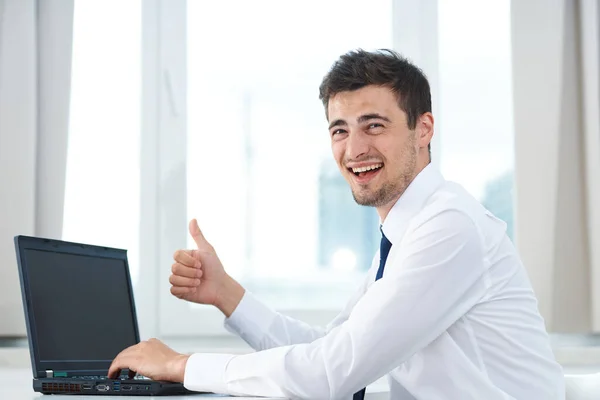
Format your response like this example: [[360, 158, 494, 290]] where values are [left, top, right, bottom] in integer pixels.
[[184, 165, 565, 399]]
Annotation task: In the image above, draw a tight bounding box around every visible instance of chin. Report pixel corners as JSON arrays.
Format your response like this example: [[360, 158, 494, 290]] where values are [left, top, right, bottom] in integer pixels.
[[351, 190, 379, 207], [352, 183, 402, 208]]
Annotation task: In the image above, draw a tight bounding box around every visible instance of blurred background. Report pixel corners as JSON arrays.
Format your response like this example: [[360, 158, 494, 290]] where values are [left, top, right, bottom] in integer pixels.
[[1, 0, 599, 366]]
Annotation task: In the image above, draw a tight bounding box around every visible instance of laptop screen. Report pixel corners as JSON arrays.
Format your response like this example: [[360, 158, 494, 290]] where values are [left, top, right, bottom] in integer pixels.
[[23, 248, 137, 364]]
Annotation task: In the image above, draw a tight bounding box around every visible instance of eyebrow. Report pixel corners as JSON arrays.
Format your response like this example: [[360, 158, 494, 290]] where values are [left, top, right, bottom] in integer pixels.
[[328, 119, 347, 130], [328, 113, 391, 130], [357, 113, 391, 124]]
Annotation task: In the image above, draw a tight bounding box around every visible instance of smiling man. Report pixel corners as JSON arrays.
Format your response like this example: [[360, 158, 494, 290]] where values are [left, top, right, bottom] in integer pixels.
[[109, 49, 565, 399]]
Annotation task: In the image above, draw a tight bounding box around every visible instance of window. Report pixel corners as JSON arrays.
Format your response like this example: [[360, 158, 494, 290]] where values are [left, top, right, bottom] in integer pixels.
[[62, 0, 142, 282], [186, 0, 393, 310], [437, 0, 515, 239], [148, 0, 517, 336]]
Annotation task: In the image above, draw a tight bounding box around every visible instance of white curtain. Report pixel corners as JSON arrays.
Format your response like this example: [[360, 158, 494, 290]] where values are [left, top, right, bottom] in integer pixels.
[[579, 0, 600, 333], [0, 0, 73, 336], [511, 0, 600, 332]]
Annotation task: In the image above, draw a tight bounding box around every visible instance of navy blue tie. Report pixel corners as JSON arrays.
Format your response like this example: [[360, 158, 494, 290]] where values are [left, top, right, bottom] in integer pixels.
[[353, 229, 392, 400]]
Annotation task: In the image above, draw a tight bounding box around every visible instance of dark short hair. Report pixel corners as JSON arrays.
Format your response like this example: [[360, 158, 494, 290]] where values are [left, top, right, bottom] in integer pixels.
[[319, 49, 432, 151]]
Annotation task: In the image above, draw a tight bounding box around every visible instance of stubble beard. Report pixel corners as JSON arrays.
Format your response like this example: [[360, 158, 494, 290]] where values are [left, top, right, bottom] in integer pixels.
[[351, 138, 417, 208]]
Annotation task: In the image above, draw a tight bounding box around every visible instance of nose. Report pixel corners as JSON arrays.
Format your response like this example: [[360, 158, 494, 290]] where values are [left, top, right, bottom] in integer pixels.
[[345, 130, 370, 161]]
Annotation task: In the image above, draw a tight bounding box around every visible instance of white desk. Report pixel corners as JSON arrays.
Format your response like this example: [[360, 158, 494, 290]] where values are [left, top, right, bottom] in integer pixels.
[[0, 368, 389, 399]]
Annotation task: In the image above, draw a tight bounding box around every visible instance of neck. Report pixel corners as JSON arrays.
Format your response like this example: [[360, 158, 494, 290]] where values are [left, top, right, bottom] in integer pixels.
[[376, 193, 401, 222]]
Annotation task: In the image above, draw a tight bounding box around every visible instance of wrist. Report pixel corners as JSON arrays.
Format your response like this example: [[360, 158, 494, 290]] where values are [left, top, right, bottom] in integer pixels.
[[170, 353, 190, 383], [215, 275, 245, 318]]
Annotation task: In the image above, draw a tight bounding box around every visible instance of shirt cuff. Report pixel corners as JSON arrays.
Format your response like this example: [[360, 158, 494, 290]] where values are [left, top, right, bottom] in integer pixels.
[[223, 291, 278, 349], [183, 353, 234, 394]]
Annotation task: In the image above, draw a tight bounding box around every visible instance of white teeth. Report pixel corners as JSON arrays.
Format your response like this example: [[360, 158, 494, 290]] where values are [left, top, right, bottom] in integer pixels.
[[351, 164, 383, 173]]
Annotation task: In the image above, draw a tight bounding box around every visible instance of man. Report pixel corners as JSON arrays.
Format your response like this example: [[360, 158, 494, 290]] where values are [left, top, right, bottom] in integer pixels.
[[108, 49, 565, 399]]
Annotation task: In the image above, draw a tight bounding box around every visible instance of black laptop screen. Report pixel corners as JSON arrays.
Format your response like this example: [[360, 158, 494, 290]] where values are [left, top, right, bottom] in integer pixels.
[[24, 249, 137, 363]]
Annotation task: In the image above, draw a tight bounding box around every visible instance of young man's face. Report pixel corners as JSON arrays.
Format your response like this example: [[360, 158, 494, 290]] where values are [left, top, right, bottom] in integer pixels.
[[328, 85, 430, 210]]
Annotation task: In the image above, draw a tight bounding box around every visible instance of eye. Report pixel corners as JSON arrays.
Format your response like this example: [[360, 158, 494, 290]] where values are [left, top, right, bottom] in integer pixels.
[[331, 129, 347, 136], [368, 123, 383, 129]]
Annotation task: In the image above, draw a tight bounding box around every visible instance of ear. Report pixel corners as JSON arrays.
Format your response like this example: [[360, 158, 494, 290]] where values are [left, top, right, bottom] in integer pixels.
[[416, 112, 434, 151]]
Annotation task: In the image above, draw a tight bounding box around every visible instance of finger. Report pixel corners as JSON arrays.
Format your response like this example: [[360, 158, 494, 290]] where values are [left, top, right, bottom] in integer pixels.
[[170, 286, 196, 298], [108, 344, 139, 378], [171, 262, 202, 278], [169, 274, 200, 288], [107, 366, 120, 379], [108, 356, 136, 379], [172, 249, 197, 266], [108, 355, 128, 379], [189, 219, 208, 249]]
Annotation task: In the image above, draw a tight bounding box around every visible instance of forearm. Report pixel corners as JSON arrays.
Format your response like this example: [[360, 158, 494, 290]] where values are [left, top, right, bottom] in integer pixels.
[[217, 267, 375, 352], [223, 289, 327, 351]]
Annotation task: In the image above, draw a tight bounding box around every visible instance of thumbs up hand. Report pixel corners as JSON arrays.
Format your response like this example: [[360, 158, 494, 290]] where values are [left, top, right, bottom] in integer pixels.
[[188, 218, 216, 255], [170, 219, 245, 317]]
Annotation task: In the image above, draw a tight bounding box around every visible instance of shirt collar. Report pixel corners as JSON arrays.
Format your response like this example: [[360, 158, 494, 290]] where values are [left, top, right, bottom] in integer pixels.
[[381, 163, 445, 245]]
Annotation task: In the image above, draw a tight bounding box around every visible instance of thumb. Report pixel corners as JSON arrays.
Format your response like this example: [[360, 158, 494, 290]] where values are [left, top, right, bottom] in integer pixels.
[[189, 219, 208, 249]]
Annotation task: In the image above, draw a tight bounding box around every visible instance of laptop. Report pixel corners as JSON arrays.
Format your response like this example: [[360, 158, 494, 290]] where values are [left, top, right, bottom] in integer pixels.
[[14, 235, 195, 396]]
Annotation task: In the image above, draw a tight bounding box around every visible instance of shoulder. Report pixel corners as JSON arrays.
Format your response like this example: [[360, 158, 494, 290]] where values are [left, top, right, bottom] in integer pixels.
[[393, 188, 488, 274], [409, 181, 484, 238]]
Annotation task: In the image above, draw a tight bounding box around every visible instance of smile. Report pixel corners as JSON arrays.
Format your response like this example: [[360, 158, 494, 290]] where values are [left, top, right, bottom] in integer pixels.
[[347, 163, 383, 184], [350, 163, 383, 175]]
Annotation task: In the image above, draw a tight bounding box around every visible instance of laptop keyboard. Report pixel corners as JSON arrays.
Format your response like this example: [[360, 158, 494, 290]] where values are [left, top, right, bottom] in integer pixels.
[[70, 375, 151, 381], [71, 376, 109, 380]]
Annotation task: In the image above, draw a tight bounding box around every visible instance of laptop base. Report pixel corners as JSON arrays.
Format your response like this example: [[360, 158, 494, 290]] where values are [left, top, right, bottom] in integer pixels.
[[34, 378, 194, 396]]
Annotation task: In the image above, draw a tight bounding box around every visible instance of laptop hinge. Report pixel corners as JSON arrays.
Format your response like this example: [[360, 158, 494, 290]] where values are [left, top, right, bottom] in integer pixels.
[[46, 370, 53, 378]]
